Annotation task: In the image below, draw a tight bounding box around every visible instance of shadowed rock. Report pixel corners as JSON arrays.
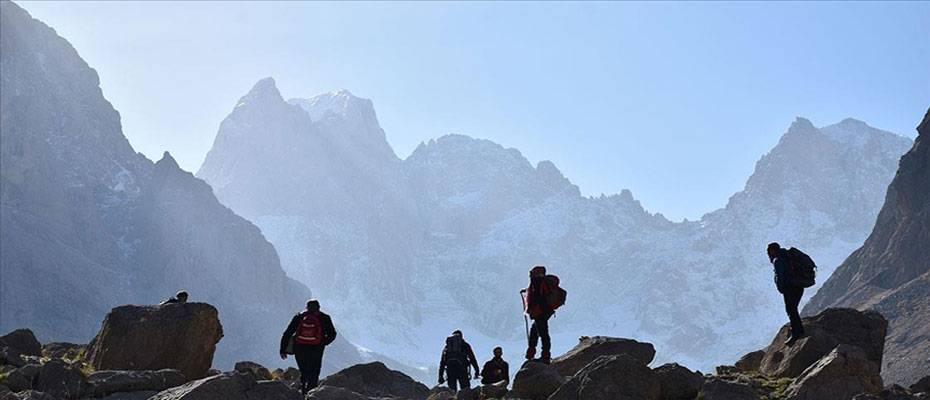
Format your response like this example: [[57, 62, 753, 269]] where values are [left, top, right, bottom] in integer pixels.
[[758, 308, 887, 378], [784, 344, 882, 400], [149, 372, 300, 400], [34, 359, 86, 398], [85, 303, 223, 380], [85, 369, 186, 397], [1, 329, 42, 357], [550, 336, 655, 377], [316, 362, 429, 400], [699, 377, 761, 400], [510, 361, 565, 400], [735, 350, 765, 373], [653, 362, 703, 400], [549, 354, 660, 400]]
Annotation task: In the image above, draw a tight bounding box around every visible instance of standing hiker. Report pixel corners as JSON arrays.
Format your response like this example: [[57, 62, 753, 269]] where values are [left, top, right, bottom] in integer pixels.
[[280, 299, 337, 395], [767, 242, 812, 346], [438, 330, 480, 392], [522, 265, 566, 364], [480, 346, 510, 386], [159, 290, 188, 305]]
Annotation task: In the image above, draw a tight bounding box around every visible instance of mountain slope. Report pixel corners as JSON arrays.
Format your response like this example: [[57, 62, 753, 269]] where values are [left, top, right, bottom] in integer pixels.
[[0, 1, 365, 374], [198, 77, 912, 373], [804, 109, 930, 385]]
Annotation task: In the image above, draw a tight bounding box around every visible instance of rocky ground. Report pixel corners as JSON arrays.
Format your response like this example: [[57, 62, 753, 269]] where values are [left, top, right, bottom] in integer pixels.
[[1, 303, 927, 400]]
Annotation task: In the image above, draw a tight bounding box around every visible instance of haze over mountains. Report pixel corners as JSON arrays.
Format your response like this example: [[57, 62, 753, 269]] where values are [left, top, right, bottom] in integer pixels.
[[197, 77, 912, 374], [0, 1, 370, 375]]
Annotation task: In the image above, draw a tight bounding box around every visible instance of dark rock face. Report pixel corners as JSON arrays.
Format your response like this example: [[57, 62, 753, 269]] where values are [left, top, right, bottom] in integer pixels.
[[805, 109, 930, 385], [510, 361, 565, 400], [653, 363, 703, 400], [550, 336, 655, 377], [699, 377, 761, 400], [784, 344, 883, 400], [549, 354, 660, 400], [735, 350, 765, 372], [912, 376, 930, 394], [316, 362, 429, 400], [85, 303, 222, 380], [34, 359, 86, 398], [85, 369, 186, 397], [4, 364, 40, 392], [6, 390, 62, 400], [0, 330, 41, 357], [149, 372, 300, 400], [758, 308, 887, 378]]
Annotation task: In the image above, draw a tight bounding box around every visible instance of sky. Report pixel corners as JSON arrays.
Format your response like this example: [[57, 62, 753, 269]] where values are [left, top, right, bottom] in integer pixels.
[[17, 1, 930, 221]]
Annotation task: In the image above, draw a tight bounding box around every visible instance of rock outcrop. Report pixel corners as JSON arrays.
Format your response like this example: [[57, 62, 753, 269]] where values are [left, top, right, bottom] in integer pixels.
[[0, 330, 41, 358], [550, 336, 655, 377], [699, 377, 762, 400], [758, 308, 887, 378], [784, 344, 883, 400], [509, 361, 565, 400], [85, 369, 187, 397], [804, 109, 930, 385], [149, 372, 300, 400], [549, 354, 661, 400], [85, 303, 223, 380], [314, 362, 429, 400], [653, 362, 704, 400]]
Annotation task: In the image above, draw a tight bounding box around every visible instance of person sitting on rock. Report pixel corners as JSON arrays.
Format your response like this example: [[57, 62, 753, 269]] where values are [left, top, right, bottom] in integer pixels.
[[480, 346, 510, 386], [280, 299, 337, 395], [767, 242, 806, 345], [159, 290, 188, 305], [438, 330, 480, 392]]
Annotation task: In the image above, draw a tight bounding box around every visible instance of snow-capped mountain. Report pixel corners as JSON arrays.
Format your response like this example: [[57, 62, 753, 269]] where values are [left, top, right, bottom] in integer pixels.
[[0, 2, 372, 375], [198, 77, 912, 374]]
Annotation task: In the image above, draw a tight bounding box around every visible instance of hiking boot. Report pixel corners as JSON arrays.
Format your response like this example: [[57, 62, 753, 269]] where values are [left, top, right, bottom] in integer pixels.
[[540, 350, 551, 364], [525, 347, 536, 360]]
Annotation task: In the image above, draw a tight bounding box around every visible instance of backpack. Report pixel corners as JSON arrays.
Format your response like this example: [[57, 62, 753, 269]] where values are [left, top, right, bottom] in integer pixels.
[[786, 247, 816, 288], [293, 312, 323, 345], [444, 335, 467, 367], [544, 275, 567, 311]]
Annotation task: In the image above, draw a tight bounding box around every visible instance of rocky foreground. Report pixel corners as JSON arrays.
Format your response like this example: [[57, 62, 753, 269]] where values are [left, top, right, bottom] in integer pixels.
[[1, 303, 929, 400]]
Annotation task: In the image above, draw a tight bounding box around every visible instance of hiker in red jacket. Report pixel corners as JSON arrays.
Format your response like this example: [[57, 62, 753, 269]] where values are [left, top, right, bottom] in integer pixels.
[[280, 299, 337, 395], [525, 265, 555, 363]]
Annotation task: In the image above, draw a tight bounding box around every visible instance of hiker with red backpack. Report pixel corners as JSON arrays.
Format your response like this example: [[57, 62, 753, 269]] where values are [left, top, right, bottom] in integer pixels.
[[280, 299, 337, 395], [521, 265, 566, 364], [438, 330, 481, 392], [767, 242, 816, 346]]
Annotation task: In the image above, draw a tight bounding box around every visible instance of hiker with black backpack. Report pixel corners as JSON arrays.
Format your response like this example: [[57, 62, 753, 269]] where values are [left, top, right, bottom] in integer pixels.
[[438, 330, 480, 392], [280, 299, 337, 395], [521, 265, 566, 364], [767, 242, 816, 346]]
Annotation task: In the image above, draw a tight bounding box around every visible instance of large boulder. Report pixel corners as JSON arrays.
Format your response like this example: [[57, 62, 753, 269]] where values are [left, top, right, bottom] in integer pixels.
[[912, 376, 930, 394], [510, 361, 565, 400], [234, 361, 272, 381], [759, 308, 887, 378], [85, 369, 186, 397], [784, 344, 883, 400], [698, 377, 761, 400], [1, 347, 26, 367], [0, 330, 42, 357], [549, 354, 660, 400], [735, 350, 765, 373], [550, 336, 655, 377], [149, 372, 300, 400], [3, 364, 40, 392], [653, 363, 703, 400], [34, 359, 86, 399], [317, 362, 429, 400], [85, 303, 223, 380], [479, 381, 508, 399]]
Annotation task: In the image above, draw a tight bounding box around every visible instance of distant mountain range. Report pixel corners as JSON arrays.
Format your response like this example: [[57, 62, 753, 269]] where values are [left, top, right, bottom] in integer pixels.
[[197, 77, 912, 374], [0, 1, 380, 376], [805, 109, 930, 385]]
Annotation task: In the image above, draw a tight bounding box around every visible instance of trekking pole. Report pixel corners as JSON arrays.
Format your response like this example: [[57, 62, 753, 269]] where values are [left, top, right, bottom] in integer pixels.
[[520, 289, 530, 341]]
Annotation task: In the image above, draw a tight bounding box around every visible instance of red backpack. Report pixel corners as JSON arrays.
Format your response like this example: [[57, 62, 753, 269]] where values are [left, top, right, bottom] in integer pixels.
[[524, 274, 567, 317], [294, 312, 323, 345]]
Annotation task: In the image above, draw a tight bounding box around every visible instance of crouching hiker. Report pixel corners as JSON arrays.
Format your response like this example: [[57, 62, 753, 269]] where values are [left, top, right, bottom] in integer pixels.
[[480, 346, 510, 386], [159, 290, 188, 305], [439, 330, 480, 392], [522, 265, 566, 364], [767, 242, 816, 346], [280, 299, 337, 395]]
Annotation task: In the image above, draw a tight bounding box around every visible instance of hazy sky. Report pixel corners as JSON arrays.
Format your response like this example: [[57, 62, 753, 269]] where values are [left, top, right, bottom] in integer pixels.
[[18, 1, 930, 220]]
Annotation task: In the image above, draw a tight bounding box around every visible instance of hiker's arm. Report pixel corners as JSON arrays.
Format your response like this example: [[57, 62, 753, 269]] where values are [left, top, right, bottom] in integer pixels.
[[503, 362, 510, 384], [438, 350, 447, 381], [280, 315, 299, 354], [468, 346, 480, 373], [773, 257, 788, 292], [322, 315, 337, 346]]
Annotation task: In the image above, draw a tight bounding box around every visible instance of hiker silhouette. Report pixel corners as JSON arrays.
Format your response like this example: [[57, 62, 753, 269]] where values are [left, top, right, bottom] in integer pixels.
[[280, 299, 337, 395], [480, 346, 510, 386], [767, 242, 808, 345], [522, 265, 566, 363], [438, 330, 480, 391]]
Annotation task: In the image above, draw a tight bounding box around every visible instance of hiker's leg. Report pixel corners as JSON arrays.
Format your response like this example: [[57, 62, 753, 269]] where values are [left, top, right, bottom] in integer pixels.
[[460, 373, 471, 390], [783, 287, 804, 337], [529, 319, 540, 348], [306, 345, 325, 390], [293, 345, 311, 393], [447, 369, 460, 391], [539, 314, 551, 353]]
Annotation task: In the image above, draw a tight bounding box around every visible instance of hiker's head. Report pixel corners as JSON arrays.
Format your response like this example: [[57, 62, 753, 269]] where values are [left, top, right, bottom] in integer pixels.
[[530, 265, 546, 278], [452, 330, 462, 337], [176, 291, 188, 301], [493, 347, 503, 358], [306, 299, 320, 312], [766, 242, 781, 260]]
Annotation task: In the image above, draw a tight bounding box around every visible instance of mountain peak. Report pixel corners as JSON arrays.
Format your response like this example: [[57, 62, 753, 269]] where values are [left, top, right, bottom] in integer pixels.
[[788, 117, 817, 133], [288, 89, 373, 123], [236, 77, 283, 108], [155, 151, 180, 170]]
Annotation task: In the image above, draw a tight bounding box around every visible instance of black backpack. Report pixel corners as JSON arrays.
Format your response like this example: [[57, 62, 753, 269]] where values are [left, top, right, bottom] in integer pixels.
[[786, 247, 816, 288], [444, 335, 467, 367]]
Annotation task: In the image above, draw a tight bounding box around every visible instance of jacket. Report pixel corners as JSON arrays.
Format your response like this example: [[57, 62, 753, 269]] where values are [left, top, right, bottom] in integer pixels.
[[280, 311, 337, 353], [480, 357, 510, 385], [772, 248, 790, 293]]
